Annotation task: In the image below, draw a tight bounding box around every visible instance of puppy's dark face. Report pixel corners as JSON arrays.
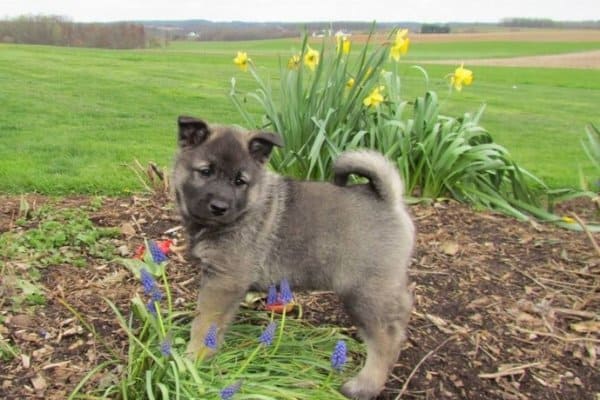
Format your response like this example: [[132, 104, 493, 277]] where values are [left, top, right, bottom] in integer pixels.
[[173, 116, 282, 227]]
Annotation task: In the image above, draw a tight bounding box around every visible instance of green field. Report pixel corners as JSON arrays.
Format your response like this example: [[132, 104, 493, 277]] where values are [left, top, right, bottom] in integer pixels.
[[1, 37, 599, 194]]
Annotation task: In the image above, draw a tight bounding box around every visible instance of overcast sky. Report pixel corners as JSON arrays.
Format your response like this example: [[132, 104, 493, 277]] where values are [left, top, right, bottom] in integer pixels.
[[1, 0, 598, 23]]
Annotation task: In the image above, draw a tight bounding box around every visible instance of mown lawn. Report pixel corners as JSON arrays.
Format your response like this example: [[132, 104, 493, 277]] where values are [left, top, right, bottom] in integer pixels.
[[1, 37, 599, 194]]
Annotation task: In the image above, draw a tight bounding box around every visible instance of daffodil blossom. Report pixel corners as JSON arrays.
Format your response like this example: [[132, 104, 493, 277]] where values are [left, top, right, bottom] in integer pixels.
[[337, 35, 351, 55], [304, 46, 320, 71], [363, 86, 385, 108], [346, 77, 355, 89], [450, 63, 473, 91], [287, 54, 301, 70], [233, 51, 251, 72], [390, 29, 410, 62]]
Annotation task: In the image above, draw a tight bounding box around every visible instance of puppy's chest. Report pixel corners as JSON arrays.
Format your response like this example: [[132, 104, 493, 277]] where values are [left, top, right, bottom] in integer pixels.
[[190, 236, 267, 274]]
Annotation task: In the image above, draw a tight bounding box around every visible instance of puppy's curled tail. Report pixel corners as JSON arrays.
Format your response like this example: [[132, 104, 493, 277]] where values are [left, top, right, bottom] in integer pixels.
[[333, 150, 405, 207]]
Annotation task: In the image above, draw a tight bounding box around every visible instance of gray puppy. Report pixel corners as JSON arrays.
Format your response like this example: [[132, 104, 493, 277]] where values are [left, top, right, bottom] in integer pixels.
[[173, 116, 414, 400]]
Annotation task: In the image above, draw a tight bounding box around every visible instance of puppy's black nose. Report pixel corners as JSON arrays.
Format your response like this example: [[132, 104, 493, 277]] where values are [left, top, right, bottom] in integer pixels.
[[209, 200, 229, 216]]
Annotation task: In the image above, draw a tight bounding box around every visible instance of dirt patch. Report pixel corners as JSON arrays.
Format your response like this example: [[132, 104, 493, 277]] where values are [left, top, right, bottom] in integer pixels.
[[334, 29, 600, 69], [1, 194, 599, 399], [410, 29, 600, 43], [350, 29, 600, 44], [424, 50, 600, 69]]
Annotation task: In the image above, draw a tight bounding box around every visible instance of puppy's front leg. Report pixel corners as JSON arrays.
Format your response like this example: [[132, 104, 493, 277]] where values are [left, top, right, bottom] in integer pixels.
[[185, 274, 248, 359]]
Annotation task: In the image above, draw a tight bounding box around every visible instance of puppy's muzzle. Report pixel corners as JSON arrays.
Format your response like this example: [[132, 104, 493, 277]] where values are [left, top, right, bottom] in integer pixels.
[[208, 199, 229, 216]]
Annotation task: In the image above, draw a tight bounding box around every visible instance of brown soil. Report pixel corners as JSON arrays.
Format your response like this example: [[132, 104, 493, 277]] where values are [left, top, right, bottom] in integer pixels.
[[425, 50, 600, 70], [347, 29, 600, 69], [409, 29, 600, 43], [1, 194, 599, 399], [351, 29, 600, 44]]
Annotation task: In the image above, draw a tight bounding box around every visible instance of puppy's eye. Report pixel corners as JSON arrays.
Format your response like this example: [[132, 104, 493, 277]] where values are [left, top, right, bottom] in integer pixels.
[[234, 172, 247, 186], [194, 166, 213, 178]]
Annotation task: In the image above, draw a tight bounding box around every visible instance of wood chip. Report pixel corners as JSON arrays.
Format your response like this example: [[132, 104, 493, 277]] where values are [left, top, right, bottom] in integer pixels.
[[30, 374, 47, 392], [570, 320, 600, 333], [21, 354, 30, 369]]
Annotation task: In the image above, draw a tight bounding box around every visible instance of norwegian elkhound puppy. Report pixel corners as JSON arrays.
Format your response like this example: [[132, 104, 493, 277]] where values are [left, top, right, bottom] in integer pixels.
[[173, 116, 414, 400]]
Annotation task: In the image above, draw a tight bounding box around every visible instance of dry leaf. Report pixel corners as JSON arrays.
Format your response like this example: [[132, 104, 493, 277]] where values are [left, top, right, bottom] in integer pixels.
[[120, 222, 136, 237], [441, 241, 460, 256], [425, 313, 454, 334]]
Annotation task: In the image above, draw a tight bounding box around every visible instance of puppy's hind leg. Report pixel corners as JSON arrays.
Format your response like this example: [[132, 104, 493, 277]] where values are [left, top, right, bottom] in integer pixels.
[[340, 289, 412, 400]]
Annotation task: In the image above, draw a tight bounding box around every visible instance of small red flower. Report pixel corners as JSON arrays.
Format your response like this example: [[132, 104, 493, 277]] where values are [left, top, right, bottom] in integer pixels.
[[264, 302, 294, 314], [133, 239, 173, 260], [156, 239, 173, 254], [133, 245, 146, 260]]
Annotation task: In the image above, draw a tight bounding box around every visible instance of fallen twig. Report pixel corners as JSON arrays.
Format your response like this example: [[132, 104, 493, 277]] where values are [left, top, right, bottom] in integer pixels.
[[479, 362, 543, 379], [394, 335, 457, 399], [569, 212, 600, 257], [511, 325, 600, 343]]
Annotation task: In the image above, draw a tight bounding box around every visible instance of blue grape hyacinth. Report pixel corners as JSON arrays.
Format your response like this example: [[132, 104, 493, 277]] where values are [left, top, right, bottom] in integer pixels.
[[279, 278, 293, 304], [258, 322, 277, 346], [160, 336, 172, 357], [146, 300, 157, 316], [140, 267, 163, 313], [220, 380, 242, 399], [204, 323, 218, 350], [140, 268, 156, 295], [148, 240, 168, 263], [331, 340, 347, 372], [266, 284, 277, 305]]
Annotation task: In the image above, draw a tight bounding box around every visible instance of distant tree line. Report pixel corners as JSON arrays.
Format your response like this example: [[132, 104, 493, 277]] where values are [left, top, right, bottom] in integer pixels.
[[501, 18, 600, 29], [0, 15, 147, 48], [420, 23, 451, 34], [145, 20, 413, 41]]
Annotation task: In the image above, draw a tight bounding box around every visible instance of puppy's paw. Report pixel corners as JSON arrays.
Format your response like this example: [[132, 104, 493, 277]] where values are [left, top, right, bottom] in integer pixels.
[[340, 377, 380, 400]]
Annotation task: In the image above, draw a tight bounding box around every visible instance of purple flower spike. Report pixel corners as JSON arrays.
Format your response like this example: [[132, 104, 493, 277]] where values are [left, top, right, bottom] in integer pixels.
[[266, 284, 277, 306], [331, 340, 347, 372], [259, 322, 277, 346], [279, 278, 293, 304], [204, 323, 218, 350], [146, 300, 157, 316], [148, 240, 168, 263], [220, 380, 242, 399], [140, 268, 156, 295], [160, 336, 172, 357], [151, 288, 163, 302]]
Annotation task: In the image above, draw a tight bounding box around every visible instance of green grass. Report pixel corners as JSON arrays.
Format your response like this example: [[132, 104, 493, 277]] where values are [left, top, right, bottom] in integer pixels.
[[0, 38, 599, 194]]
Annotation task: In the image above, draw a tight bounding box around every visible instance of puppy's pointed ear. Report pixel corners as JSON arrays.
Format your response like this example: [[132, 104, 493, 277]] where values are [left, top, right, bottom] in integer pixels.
[[248, 132, 284, 164], [178, 116, 210, 147]]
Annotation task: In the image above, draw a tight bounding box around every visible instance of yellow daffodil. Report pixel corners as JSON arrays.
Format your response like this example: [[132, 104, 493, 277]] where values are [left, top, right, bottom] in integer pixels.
[[337, 36, 351, 55], [304, 46, 320, 71], [233, 51, 251, 72], [450, 63, 473, 91], [287, 54, 301, 70], [346, 77, 355, 88], [390, 29, 410, 62], [363, 86, 385, 108]]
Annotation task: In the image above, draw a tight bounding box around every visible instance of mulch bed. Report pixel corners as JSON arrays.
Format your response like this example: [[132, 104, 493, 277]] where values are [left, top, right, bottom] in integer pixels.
[[1, 194, 598, 399]]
